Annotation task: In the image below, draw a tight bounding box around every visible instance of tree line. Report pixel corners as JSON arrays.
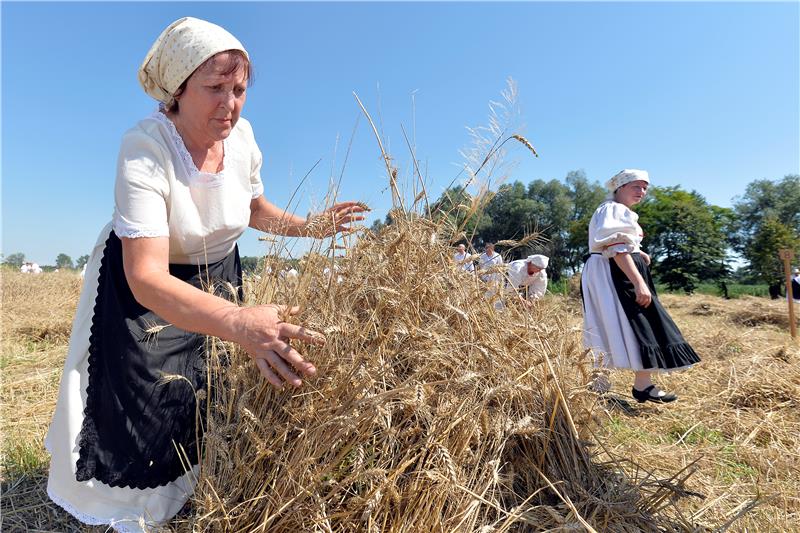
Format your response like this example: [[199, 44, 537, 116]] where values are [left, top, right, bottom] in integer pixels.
[[5, 173, 797, 295], [420, 172, 799, 294], [3, 252, 90, 271]]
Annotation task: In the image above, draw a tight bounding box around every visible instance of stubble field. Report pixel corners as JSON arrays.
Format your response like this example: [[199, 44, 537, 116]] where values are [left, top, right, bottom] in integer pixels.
[[1, 267, 798, 532]]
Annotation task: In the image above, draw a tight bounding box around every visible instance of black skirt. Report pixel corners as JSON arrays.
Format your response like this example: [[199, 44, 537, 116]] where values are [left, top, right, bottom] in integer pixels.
[[608, 253, 701, 370], [75, 231, 242, 490]]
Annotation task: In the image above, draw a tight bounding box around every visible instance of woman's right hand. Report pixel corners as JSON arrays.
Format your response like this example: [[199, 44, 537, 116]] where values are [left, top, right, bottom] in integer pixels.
[[229, 305, 325, 388], [634, 282, 652, 308]]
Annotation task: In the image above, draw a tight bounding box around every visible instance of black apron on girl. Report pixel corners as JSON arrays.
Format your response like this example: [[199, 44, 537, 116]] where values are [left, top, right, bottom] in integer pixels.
[[608, 253, 701, 370]]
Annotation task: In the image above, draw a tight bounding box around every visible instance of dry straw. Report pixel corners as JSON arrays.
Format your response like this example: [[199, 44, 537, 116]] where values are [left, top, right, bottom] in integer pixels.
[[188, 210, 698, 532]]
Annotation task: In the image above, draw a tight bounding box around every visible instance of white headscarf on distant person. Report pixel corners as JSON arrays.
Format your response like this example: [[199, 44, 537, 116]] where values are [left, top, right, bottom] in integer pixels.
[[138, 17, 249, 107], [525, 254, 549, 269]]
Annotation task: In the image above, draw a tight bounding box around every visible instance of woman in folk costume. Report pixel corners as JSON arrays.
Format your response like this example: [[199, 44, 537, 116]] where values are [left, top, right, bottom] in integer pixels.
[[581, 169, 700, 403], [478, 242, 504, 283], [45, 18, 365, 532], [506, 254, 549, 304]]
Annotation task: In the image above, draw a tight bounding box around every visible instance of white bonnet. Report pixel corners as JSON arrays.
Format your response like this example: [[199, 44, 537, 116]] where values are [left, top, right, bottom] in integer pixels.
[[525, 254, 549, 269], [138, 17, 249, 107], [605, 169, 650, 193]]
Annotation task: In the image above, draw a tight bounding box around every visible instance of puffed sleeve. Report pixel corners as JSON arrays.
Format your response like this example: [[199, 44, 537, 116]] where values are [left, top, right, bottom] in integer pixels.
[[590, 202, 641, 258], [239, 118, 264, 199], [249, 138, 264, 199], [111, 131, 171, 239]]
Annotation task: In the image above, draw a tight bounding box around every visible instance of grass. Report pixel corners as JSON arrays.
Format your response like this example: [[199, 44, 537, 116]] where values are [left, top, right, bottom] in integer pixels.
[[655, 282, 770, 299]]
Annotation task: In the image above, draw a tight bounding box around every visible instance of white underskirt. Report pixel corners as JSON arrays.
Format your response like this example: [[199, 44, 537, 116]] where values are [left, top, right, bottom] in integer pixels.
[[581, 254, 648, 371], [44, 224, 198, 532]]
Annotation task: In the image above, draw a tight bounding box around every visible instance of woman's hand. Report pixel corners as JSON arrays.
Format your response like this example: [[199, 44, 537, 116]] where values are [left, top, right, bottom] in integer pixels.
[[304, 201, 369, 238], [640, 252, 651, 265], [230, 304, 325, 388], [634, 281, 652, 308]]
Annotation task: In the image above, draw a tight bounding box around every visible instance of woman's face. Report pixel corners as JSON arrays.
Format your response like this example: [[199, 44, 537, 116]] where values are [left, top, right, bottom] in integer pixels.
[[527, 263, 542, 275], [615, 180, 649, 207], [174, 52, 248, 142]]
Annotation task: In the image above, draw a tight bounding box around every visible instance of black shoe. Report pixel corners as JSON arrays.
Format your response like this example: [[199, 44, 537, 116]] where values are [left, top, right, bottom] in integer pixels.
[[632, 385, 677, 404]]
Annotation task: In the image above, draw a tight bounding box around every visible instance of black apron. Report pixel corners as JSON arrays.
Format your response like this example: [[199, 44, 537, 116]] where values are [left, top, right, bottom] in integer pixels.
[[75, 231, 242, 490], [607, 253, 701, 370]]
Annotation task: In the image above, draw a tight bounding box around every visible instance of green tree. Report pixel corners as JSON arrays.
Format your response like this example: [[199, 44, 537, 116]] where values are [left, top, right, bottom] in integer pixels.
[[564, 170, 607, 273], [430, 186, 488, 241], [55, 253, 74, 269], [524, 179, 572, 280], [76, 255, 90, 269], [744, 217, 800, 286], [240, 256, 260, 273], [3, 252, 25, 268], [477, 182, 538, 249], [733, 175, 800, 288], [636, 187, 730, 293]]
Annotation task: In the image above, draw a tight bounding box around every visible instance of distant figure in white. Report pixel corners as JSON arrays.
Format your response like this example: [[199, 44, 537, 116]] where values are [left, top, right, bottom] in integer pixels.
[[281, 267, 299, 280], [453, 244, 474, 273], [478, 243, 503, 282], [20, 262, 43, 274], [80, 263, 88, 279], [479, 243, 505, 309], [506, 254, 549, 305], [323, 264, 343, 284], [791, 268, 800, 303]]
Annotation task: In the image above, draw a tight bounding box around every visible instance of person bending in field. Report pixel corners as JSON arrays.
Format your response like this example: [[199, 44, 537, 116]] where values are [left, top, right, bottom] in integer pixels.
[[506, 254, 549, 306]]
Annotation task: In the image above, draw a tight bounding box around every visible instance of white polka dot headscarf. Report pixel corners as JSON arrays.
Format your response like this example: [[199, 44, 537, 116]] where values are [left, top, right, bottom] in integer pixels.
[[138, 17, 249, 107], [605, 169, 650, 193]]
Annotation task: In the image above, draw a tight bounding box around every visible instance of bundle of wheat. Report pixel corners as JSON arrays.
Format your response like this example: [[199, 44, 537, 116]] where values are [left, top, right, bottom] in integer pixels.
[[185, 212, 694, 532]]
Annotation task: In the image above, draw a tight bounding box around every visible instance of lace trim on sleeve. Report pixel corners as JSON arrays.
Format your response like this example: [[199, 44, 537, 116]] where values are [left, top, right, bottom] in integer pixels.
[[112, 213, 169, 239], [251, 180, 264, 199]]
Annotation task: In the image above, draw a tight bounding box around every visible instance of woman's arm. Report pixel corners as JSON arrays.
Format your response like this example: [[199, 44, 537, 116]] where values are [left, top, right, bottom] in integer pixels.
[[249, 196, 368, 237], [249, 196, 308, 237], [612, 252, 652, 307], [122, 236, 323, 387]]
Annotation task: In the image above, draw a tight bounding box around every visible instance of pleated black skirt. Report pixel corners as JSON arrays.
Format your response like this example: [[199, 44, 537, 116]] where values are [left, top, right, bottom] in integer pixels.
[[608, 253, 701, 370]]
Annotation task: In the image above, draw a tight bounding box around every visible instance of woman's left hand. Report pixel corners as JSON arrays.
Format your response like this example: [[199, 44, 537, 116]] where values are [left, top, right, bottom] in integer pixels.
[[304, 201, 369, 238], [640, 252, 651, 265]]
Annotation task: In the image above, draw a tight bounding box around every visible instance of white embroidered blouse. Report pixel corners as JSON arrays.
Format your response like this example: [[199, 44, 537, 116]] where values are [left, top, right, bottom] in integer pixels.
[[587, 201, 644, 258], [111, 112, 264, 264]]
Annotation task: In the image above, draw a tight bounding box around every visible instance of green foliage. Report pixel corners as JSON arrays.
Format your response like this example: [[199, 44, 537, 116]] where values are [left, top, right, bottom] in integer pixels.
[[564, 170, 608, 272], [636, 187, 730, 293], [55, 253, 74, 269], [3, 252, 25, 267], [427, 172, 795, 289], [468, 170, 605, 282], [240, 256, 259, 273], [733, 175, 800, 283], [76, 254, 90, 269], [430, 186, 487, 240], [745, 216, 800, 284], [478, 181, 536, 246]]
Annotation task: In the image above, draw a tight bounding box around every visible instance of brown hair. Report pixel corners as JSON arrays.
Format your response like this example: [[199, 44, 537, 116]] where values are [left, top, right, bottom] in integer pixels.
[[167, 49, 253, 113]]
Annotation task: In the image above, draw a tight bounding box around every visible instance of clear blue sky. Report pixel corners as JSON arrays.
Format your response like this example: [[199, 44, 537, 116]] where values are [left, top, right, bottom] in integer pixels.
[[3, 1, 798, 264]]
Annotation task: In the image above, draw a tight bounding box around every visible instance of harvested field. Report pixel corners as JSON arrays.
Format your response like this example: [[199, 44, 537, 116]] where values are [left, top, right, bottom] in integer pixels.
[[2, 245, 799, 531]]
